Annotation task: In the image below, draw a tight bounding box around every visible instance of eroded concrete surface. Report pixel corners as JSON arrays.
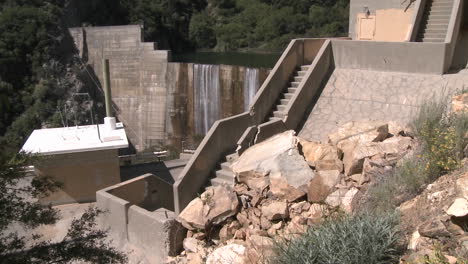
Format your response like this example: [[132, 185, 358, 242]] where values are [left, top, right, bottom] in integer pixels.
[[299, 68, 468, 142]]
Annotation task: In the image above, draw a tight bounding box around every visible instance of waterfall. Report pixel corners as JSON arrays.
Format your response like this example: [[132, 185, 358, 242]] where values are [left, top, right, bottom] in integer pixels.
[[193, 64, 221, 135], [244, 68, 260, 110]]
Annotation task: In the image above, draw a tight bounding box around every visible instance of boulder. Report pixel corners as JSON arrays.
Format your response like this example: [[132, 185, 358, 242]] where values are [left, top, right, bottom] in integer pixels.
[[186, 252, 205, 264], [178, 185, 239, 230], [237, 171, 269, 192], [341, 187, 360, 213], [307, 170, 342, 202], [452, 93, 468, 113], [262, 201, 289, 221], [183, 238, 206, 254], [298, 139, 342, 163], [232, 130, 297, 174], [342, 136, 413, 176], [315, 159, 344, 172], [206, 244, 246, 264], [325, 189, 348, 207], [328, 121, 389, 148], [447, 198, 468, 217], [246, 235, 275, 264], [456, 173, 468, 199], [418, 219, 451, 238], [232, 131, 314, 202], [307, 204, 326, 225], [268, 150, 315, 201]]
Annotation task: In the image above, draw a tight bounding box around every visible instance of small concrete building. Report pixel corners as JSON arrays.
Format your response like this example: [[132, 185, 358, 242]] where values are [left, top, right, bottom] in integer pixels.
[[21, 123, 128, 205]]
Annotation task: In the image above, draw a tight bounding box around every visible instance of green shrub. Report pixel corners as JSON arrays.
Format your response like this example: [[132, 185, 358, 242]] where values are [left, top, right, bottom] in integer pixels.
[[365, 159, 426, 213], [363, 97, 467, 213], [273, 213, 402, 264]]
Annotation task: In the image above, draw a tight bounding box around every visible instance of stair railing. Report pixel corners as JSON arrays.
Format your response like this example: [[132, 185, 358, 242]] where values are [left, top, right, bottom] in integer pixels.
[[173, 39, 309, 214], [444, 0, 464, 71], [408, 0, 428, 41]]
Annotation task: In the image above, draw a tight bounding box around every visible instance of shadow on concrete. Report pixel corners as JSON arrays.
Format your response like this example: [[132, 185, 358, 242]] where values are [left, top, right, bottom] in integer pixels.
[[295, 64, 336, 133], [120, 159, 188, 184]]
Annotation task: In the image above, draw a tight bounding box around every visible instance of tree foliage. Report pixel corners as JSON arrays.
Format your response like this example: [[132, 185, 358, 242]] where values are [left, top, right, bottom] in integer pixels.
[[0, 153, 127, 264]]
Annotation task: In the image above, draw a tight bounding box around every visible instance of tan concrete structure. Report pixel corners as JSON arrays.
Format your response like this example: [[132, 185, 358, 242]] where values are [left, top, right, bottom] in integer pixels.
[[35, 150, 120, 205], [350, 0, 415, 41], [21, 123, 128, 205]]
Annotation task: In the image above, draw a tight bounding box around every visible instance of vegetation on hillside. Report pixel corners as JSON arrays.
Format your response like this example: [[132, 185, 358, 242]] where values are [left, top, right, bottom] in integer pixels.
[[274, 213, 403, 264], [68, 0, 349, 52], [365, 97, 468, 213]]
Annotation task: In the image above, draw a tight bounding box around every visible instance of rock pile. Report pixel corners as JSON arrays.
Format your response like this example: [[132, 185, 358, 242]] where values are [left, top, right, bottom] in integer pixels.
[[400, 167, 468, 263], [169, 121, 416, 264]]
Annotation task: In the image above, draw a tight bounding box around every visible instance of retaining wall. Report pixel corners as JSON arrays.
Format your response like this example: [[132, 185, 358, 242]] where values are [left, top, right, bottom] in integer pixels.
[[96, 174, 185, 263]]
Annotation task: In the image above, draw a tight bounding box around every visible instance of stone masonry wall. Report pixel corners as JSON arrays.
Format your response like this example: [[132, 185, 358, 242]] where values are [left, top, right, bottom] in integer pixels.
[[299, 68, 468, 142]]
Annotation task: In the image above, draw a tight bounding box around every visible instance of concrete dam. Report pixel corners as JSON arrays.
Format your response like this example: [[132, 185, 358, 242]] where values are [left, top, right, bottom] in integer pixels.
[[69, 25, 269, 152]]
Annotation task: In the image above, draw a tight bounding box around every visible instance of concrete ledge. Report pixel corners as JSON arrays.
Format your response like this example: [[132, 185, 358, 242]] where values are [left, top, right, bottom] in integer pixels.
[[236, 126, 258, 156], [255, 119, 287, 144], [96, 190, 130, 244], [331, 40, 447, 74]]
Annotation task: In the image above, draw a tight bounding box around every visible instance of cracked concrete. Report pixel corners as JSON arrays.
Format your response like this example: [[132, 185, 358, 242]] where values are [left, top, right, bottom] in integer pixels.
[[299, 68, 468, 142]]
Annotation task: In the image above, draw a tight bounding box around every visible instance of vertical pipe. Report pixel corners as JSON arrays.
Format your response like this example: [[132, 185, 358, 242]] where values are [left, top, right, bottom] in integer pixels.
[[103, 59, 112, 117]]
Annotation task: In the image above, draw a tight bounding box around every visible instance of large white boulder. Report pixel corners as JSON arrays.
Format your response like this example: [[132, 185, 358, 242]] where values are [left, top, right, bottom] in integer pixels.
[[178, 185, 239, 230]]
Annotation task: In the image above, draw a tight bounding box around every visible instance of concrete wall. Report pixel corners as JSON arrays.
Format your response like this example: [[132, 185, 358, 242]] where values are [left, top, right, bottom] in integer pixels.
[[331, 40, 447, 74], [299, 67, 468, 142], [108, 173, 174, 211], [97, 174, 185, 262], [35, 149, 120, 205], [69, 25, 170, 151], [350, 0, 414, 41]]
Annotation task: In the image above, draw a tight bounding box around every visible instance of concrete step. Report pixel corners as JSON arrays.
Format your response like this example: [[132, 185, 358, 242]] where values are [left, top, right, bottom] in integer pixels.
[[426, 18, 451, 25], [426, 9, 452, 15], [273, 111, 284, 118], [280, 99, 290, 105], [225, 152, 239, 163], [422, 29, 448, 34], [277, 105, 286, 112], [215, 169, 235, 181], [287, 87, 297, 93], [426, 14, 451, 20], [291, 82, 300, 87], [420, 32, 447, 38], [284, 93, 294, 99], [300, 65, 310, 71], [293, 76, 303, 82], [210, 177, 232, 187], [425, 24, 449, 31], [297, 71, 307, 77], [422, 37, 445, 42], [220, 161, 231, 171]]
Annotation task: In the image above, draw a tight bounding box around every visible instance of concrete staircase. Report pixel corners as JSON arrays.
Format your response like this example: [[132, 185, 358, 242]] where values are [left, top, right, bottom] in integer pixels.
[[206, 65, 310, 188], [209, 152, 238, 187], [269, 65, 309, 121], [417, 0, 453, 42]]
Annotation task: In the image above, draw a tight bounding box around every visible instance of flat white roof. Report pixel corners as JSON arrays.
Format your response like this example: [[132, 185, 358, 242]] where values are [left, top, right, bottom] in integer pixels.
[[21, 123, 129, 155]]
